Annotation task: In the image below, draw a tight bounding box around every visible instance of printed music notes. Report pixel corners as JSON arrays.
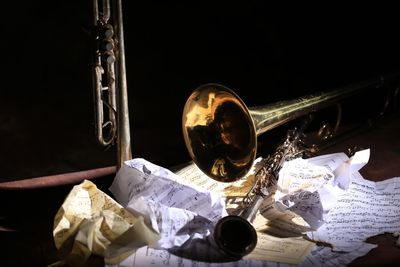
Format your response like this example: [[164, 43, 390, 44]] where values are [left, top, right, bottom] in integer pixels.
[[107, 150, 400, 267], [307, 172, 400, 251], [109, 158, 227, 249]]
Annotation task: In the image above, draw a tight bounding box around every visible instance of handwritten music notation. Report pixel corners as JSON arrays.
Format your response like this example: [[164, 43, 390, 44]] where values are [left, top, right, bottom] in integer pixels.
[[53, 180, 160, 266]]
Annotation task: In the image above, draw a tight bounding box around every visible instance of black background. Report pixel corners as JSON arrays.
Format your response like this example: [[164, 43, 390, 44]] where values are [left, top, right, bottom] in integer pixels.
[[2, 1, 400, 180]]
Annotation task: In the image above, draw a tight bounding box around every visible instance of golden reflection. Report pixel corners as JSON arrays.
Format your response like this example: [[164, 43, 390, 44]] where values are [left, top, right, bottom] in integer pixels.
[[182, 84, 256, 182]]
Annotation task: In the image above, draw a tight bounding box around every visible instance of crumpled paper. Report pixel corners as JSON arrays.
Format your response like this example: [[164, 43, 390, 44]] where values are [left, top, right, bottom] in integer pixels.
[[272, 149, 370, 230], [53, 180, 160, 266], [109, 158, 228, 250]]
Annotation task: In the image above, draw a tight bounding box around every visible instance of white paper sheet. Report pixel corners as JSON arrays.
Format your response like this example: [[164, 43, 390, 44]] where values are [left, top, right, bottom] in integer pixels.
[[307, 172, 400, 251], [272, 150, 369, 230], [109, 159, 227, 250]]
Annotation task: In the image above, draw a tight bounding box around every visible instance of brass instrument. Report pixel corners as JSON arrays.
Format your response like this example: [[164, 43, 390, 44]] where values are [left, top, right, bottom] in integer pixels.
[[182, 75, 398, 183], [182, 74, 400, 258], [92, 0, 131, 168]]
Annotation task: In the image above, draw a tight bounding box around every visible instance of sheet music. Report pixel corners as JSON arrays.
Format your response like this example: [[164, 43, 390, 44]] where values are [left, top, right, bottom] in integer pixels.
[[175, 158, 263, 197], [174, 149, 381, 256], [277, 158, 335, 196], [106, 151, 394, 266], [176, 159, 317, 264], [107, 242, 375, 267], [299, 242, 376, 267], [247, 215, 315, 264], [307, 172, 400, 251], [273, 150, 369, 230], [109, 159, 227, 249]]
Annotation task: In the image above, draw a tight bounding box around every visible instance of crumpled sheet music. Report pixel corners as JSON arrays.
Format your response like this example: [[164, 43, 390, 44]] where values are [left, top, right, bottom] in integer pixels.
[[271, 148, 400, 252], [109, 158, 227, 250], [272, 149, 370, 230], [307, 172, 400, 252], [52, 180, 160, 266], [108, 158, 315, 265], [107, 150, 400, 267]]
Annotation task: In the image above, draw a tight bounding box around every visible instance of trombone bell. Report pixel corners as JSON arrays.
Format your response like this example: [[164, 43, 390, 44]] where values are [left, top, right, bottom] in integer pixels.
[[182, 84, 257, 182]]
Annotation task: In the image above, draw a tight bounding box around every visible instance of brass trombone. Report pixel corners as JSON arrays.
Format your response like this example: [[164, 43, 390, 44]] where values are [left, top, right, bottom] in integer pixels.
[[182, 74, 399, 183]]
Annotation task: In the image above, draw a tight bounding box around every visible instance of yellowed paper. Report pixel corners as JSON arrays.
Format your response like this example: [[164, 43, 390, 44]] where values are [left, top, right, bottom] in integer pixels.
[[53, 180, 160, 266], [176, 161, 258, 197], [244, 215, 315, 264]]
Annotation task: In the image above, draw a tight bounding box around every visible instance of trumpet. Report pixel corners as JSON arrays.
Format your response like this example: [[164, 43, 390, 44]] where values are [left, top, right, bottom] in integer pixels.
[[92, 0, 131, 168], [182, 73, 400, 257]]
